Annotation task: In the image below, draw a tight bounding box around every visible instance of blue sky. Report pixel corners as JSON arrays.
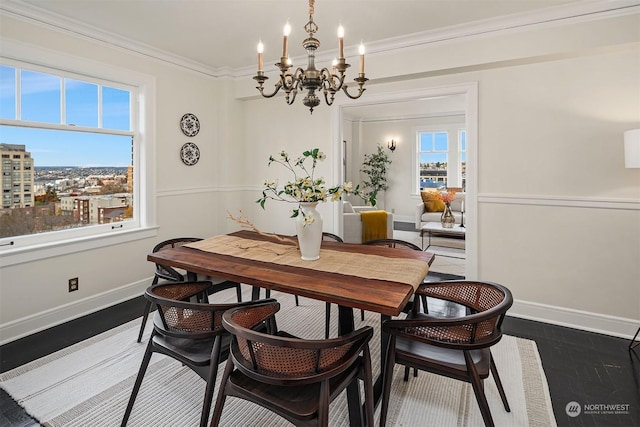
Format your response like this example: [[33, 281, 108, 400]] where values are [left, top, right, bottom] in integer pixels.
[[0, 65, 132, 167]]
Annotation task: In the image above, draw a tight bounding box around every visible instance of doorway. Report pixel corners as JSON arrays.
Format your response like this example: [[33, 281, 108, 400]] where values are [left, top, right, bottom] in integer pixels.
[[331, 83, 478, 278]]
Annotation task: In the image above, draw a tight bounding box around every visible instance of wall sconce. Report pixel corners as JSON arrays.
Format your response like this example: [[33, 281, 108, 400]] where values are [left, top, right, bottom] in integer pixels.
[[387, 139, 397, 152], [624, 129, 640, 168]]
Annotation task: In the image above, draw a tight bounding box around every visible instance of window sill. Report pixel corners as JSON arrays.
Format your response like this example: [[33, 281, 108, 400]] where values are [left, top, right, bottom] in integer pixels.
[[0, 226, 158, 268]]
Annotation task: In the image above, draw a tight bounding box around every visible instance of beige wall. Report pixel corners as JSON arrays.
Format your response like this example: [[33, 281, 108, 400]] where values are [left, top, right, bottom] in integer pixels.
[[0, 8, 638, 343]]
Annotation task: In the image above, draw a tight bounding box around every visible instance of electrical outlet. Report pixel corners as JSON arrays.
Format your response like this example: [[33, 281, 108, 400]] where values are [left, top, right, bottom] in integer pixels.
[[68, 277, 79, 292]]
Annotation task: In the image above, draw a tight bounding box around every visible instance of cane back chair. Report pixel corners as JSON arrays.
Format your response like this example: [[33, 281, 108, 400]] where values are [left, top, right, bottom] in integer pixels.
[[380, 280, 513, 427], [210, 300, 374, 427], [137, 237, 243, 342], [122, 281, 273, 427]]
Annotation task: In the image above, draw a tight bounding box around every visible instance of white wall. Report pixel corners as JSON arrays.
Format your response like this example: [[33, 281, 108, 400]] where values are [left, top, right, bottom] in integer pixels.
[[0, 7, 638, 343]]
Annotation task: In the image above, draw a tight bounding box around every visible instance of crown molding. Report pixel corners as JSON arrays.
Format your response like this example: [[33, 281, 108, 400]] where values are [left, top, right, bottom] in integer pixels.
[[2, 0, 638, 79], [0, 0, 232, 78], [234, 0, 640, 77]]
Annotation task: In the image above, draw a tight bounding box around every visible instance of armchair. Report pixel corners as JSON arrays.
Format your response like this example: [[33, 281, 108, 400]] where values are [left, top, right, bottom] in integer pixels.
[[342, 201, 393, 244]]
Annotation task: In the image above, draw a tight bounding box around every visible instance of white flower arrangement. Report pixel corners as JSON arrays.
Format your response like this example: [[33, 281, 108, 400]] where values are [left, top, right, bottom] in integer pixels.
[[257, 148, 353, 225]]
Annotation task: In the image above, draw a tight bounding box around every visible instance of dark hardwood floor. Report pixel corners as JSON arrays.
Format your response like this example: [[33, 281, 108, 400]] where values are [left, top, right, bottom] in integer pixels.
[[1, 292, 638, 427]]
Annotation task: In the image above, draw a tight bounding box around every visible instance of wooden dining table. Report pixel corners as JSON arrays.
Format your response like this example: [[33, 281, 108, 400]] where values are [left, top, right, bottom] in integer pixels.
[[147, 230, 435, 426]]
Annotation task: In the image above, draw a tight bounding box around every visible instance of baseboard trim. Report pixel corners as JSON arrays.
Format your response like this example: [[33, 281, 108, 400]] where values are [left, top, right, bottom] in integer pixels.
[[0, 278, 150, 345], [510, 299, 638, 340]]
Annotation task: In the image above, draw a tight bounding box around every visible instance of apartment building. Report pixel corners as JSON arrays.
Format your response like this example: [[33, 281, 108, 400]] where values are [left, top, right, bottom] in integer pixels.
[[0, 144, 35, 209]]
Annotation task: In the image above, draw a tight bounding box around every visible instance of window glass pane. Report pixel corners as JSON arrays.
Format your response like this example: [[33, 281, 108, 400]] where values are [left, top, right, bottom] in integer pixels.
[[0, 65, 16, 119], [21, 70, 61, 123], [434, 132, 448, 151], [460, 130, 466, 162], [65, 79, 98, 127], [420, 133, 433, 151], [103, 86, 130, 130], [0, 125, 133, 238]]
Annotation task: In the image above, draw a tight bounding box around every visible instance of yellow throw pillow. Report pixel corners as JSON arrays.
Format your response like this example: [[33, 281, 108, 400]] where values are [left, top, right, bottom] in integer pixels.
[[420, 191, 445, 212]]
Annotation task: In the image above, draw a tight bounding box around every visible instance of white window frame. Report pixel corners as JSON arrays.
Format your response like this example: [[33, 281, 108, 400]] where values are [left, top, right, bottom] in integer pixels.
[[416, 129, 448, 193], [0, 41, 157, 267], [458, 129, 467, 190], [412, 124, 466, 194]]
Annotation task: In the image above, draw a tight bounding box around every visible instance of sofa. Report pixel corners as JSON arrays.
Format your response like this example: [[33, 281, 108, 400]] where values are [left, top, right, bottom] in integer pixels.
[[343, 201, 394, 244], [416, 191, 465, 229]]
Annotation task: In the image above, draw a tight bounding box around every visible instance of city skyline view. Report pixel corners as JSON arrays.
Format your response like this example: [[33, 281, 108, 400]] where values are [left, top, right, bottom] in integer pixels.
[[0, 126, 132, 167]]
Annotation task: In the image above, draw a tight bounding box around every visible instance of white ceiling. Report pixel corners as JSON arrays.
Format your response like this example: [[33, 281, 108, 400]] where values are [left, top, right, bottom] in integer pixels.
[[8, 0, 579, 71]]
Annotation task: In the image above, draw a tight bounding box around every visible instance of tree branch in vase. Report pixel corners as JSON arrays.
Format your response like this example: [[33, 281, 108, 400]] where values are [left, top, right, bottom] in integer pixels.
[[226, 210, 298, 247]]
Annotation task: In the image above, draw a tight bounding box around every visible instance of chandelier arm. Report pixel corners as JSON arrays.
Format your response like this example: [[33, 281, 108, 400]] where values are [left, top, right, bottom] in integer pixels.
[[257, 80, 283, 98], [323, 89, 336, 106], [319, 67, 345, 92], [285, 77, 303, 105], [341, 84, 367, 100]]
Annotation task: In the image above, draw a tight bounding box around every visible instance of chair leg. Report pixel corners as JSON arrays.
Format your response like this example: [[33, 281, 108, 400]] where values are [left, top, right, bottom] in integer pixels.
[[325, 302, 331, 339], [490, 354, 510, 412], [199, 337, 222, 427], [380, 336, 397, 427], [235, 283, 242, 302], [360, 309, 365, 321], [318, 380, 330, 427], [210, 357, 235, 427], [121, 337, 155, 426], [464, 351, 495, 427], [362, 346, 375, 427], [629, 326, 640, 350], [136, 300, 152, 343], [295, 295, 300, 306]]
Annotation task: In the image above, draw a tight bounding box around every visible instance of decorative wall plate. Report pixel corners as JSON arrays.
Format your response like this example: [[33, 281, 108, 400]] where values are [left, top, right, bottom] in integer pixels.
[[180, 113, 200, 137], [180, 142, 200, 166]]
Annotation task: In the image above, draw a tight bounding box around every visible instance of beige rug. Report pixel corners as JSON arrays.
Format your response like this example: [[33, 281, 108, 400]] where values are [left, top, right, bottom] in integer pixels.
[[0, 287, 555, 426]]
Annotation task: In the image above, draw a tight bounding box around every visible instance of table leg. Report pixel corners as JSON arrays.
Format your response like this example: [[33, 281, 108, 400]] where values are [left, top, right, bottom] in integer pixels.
[[338, 305, 364, 426], [372, 314, 391, 409], [251, 286, 261, 301]]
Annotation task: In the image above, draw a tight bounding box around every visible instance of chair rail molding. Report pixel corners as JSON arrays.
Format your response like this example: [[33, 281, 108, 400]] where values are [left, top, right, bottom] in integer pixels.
[[478, 193, 640, 210]]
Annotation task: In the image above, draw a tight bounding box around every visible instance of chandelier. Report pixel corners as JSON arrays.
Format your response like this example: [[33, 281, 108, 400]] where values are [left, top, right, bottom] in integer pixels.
[[254, 0, 367, 114]]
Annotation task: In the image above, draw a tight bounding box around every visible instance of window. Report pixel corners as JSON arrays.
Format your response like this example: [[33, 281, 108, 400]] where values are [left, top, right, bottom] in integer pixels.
[[414, 126, 466, 193], [418, 131, 448, 190], [1, 63, 134, 238], [0, 43, 156, 265]]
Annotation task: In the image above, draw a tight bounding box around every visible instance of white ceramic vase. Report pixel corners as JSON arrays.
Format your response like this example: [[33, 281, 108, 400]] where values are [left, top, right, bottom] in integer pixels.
[[295, 202, 323, 261]]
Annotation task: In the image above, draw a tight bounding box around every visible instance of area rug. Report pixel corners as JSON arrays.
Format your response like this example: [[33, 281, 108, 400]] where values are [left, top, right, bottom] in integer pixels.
[[0, 288, 556, 426]]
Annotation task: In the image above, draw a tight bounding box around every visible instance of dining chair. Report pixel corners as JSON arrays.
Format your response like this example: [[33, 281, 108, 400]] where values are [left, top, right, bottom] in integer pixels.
[[122, 281, 275, 427], [136, 237, 243, 342], [210, 300, 374, 427], [380, 280, 513, 427]]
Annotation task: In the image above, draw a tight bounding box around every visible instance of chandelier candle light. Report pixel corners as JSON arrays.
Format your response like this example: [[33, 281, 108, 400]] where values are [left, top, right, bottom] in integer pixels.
[[254, 0, 367, 113]]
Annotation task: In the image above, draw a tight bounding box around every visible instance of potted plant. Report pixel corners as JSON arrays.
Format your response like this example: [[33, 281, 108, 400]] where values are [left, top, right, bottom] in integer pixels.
[[356, 144, 391, 207]]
